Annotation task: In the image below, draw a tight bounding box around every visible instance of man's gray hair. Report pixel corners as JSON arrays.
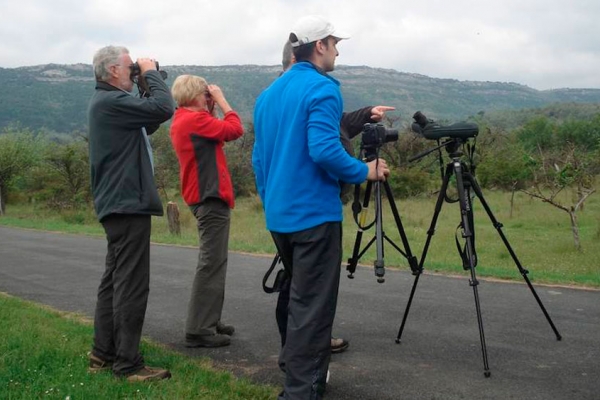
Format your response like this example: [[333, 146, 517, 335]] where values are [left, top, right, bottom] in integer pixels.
[[282, 40, 293, 71], [93, 45, 129, 81]]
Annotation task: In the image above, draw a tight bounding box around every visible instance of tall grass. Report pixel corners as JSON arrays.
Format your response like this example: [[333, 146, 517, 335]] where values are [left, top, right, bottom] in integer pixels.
[[1, 188, 599, 287]]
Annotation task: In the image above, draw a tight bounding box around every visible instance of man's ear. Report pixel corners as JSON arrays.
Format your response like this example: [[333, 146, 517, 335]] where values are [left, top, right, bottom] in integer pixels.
[[315, 39, 327, 55], [108, 65, 119, 79]]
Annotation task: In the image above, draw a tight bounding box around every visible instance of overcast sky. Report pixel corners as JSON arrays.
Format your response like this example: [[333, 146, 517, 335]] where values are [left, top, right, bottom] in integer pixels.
[[1, 0, 599, 90]]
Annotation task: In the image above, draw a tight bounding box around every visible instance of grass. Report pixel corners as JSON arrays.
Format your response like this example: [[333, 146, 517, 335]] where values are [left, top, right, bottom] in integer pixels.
[[2, 189, 598, 287], [0, 292, 278, 400]]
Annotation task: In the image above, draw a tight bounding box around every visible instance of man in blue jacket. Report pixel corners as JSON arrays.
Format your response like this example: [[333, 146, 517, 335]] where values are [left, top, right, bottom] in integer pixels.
[[253, 15, 389, 399]]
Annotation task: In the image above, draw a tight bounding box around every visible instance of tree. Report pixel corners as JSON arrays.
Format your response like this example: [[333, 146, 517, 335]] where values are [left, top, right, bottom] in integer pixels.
[[476, 134, 532, 190], [516, 116, 556, 152], [42, 138, 91, 209], [0, 128, 40, 214], [521, 144, 596, 251], [149, 126, 180, 201], [224, 122, 256, 197]]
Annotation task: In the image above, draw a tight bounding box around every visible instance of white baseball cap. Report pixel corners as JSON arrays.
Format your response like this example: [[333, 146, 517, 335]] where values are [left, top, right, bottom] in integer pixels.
[[289, 15, 350, 47]]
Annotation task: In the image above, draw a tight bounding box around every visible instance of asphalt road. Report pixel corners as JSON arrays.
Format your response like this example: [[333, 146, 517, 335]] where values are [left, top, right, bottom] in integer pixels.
[[1, 226, 598, 399]]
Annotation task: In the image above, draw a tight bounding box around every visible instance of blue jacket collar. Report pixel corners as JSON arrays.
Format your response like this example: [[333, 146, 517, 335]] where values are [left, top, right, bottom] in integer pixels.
[[293, 61, 340, 85]]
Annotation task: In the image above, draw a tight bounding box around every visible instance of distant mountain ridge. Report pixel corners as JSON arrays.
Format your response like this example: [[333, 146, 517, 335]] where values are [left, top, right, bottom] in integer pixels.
[[1, 63, 600, 133]]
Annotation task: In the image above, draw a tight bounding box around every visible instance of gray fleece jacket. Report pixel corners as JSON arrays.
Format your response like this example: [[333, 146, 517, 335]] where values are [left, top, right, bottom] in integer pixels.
[[88, 70, 174, 221]]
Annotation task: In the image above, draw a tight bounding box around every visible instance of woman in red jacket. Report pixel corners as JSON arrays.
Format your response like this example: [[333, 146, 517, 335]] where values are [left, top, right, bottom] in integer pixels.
[[170, 74, 244, 348]]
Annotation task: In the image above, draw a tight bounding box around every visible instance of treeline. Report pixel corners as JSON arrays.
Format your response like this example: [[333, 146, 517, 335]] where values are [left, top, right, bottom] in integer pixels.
[[1, 107, 599, 247], [0, 124, 257, 216]]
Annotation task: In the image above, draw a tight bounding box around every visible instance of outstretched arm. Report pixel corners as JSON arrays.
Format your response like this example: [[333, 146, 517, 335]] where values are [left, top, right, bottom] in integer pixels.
[[340, 105, 396, 140]]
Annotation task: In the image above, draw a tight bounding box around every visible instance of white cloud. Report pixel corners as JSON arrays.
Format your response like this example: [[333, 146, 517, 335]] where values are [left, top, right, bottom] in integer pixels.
[[0, 0, 599, 90]]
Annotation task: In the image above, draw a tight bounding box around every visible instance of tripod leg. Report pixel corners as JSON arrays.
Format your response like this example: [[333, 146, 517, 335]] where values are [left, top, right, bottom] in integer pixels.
[[396, 163, 453, 343], [346, 181, 373, 278], [454, 160, 491, 377], [465, 173, 562, 341], [383, 181, 419, 273], [374, 181, 385, 282]]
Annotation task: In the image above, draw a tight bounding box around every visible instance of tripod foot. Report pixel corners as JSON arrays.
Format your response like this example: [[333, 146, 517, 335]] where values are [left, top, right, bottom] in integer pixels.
[[395, 338, 401, 344], [484, 371, 491, 378]]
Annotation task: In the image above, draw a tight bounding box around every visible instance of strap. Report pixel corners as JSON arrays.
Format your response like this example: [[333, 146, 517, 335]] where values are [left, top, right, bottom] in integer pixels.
[[262, 253, 289, 293], [454, 218, 478, 270], [455, 222, 469, 269]]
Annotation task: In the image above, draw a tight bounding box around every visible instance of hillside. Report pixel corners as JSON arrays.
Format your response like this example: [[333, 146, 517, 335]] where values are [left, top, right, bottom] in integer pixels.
[[1, 63, 600, 133]]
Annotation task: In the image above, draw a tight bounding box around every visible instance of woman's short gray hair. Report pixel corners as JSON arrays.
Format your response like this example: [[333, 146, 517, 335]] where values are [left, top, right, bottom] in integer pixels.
[[93, 45, 128, 81]]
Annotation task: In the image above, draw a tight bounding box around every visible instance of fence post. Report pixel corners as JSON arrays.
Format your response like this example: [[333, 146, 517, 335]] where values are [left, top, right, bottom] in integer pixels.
[[166, 201, 181, 236]]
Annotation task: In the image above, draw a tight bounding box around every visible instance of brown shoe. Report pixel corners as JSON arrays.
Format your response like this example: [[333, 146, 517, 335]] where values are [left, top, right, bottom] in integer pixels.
[[88, 352, 113, 373], [125, 366, 172, 382], [331, 337, 349, 354]]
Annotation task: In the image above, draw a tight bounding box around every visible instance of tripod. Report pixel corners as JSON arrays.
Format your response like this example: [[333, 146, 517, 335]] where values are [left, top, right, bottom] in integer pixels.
[[346, 152, 419, 283], [395, 138, 562, 377]]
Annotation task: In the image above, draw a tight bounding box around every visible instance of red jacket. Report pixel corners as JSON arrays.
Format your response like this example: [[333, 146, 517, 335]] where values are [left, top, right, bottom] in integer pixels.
[[170, 108, 244, 208]]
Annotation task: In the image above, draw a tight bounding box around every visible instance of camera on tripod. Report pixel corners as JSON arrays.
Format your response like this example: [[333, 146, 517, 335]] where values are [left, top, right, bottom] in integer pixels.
[[346, 122, 419, 284], [361, 123, 399, 159], [411, 111, 478, 140], [129, 61, 168, 81]]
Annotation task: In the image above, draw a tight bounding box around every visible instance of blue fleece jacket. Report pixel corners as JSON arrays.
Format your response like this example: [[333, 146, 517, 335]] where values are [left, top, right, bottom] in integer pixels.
[[252, 62, 368, 233]]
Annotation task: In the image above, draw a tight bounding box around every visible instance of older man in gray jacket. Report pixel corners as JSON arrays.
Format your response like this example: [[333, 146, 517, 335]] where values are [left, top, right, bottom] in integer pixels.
[[87, 45, 174, 382]]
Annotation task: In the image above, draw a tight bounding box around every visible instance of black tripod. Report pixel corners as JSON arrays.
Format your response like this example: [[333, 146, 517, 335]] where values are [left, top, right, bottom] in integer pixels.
[[346, 152, 419, 283], [396, 138, 562, 377]]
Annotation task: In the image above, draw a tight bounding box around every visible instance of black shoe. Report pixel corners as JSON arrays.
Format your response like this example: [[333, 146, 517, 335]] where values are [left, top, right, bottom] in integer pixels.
[[216, 322, 235, 336], [185, 333, 231, 348]]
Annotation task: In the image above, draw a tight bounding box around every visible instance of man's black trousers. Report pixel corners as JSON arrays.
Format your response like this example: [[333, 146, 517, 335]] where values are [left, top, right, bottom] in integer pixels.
[[92, 214, 151, 376], [271, 221, 342, 400]]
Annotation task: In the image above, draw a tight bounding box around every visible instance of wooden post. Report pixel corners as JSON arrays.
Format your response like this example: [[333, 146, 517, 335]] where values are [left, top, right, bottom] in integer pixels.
[[166, 201, 181, 236], [0, 185, 4, 216]]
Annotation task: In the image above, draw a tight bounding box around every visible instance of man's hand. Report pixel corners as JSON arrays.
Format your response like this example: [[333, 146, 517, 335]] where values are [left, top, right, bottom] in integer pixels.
[[136, 58, 157, 75], [366, 158, 390, 181], [135, 58, 158, 97], [370, 106, 395, 122]]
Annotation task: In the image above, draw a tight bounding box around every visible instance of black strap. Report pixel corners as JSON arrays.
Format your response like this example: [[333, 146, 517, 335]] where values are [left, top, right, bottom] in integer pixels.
[[351, 183, 362, 225], [262, 253, 289, 293], [455, 216, 477, 271], [455, 222, 469, 269]]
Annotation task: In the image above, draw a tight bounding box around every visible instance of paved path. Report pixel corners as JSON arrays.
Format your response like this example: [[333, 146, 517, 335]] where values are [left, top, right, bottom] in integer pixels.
[[1, 226, 598, 399]]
